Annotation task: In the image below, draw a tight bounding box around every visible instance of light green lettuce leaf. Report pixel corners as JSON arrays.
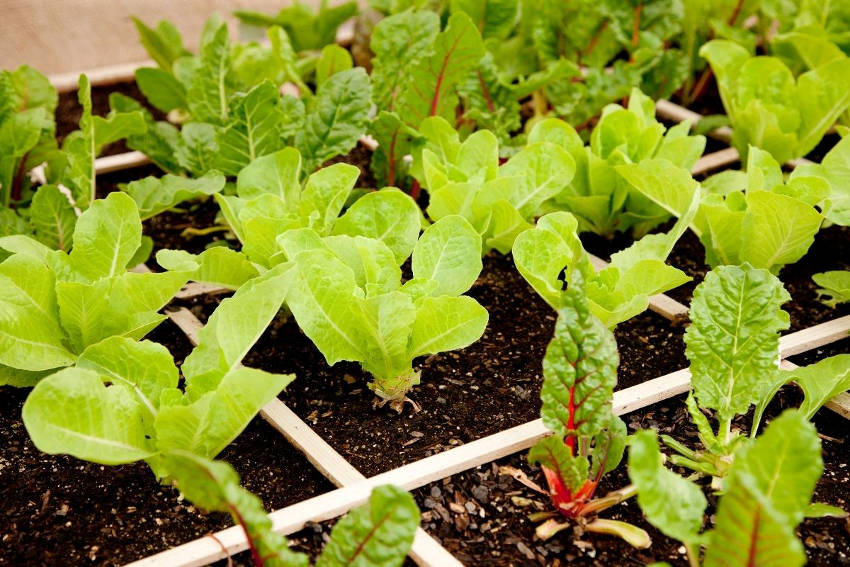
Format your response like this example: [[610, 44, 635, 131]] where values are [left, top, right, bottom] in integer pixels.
[[122, 172, 225, 220]]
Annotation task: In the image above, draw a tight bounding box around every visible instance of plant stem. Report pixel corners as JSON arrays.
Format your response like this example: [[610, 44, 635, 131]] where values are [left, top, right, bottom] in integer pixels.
[[685, 542, 701, 567], [581, 484, 638, 515], [631, 3, 642, 49]]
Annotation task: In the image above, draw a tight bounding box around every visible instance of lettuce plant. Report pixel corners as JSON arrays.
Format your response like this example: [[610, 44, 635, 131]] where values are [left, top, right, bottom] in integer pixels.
[[700, 39, 850, 164], [123, 18, 371, 176], [0, 192, 189, 387], [551, 88, 706, 237], [526, 272, 645, 547], [813, 270, 850, 307], [624, 146, 825, 274], [169, 451, 419, 567], [22, 263, 295, 478], [282, 215, 488, 408], [1, 73, 145, 246], [412, 116, 576, 253], [189, 147, 422, 271], [662, 264, 850, 481], [514, 183, 699, 328], [629, 410, 841, 567], [791, 133, 850, 227]]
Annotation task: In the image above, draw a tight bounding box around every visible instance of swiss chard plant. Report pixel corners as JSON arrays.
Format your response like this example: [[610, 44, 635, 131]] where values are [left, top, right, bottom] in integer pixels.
[[513, 181, 700, 328], [168, 451, 419, 567], [22, 262, 296, 479], [1, 72, 145, 246], [662, 263, 850, 482], [525, 271, 644, 547], [0, 192, 188, 387], [411, 115, 577, 254], [700, 38, 850, 164], [122, 17, 371, 176], [624, 146, 825, 274], [549, 88, 706, 237], [629, 410, 844, 567], [281, 214, 488, 409]]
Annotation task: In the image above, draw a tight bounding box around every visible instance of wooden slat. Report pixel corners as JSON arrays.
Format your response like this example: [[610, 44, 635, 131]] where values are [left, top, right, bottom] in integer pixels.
[[95, 151, 151, 174], [779, 315, 850, 358], [692, 147, 740, 175], [173, 282, 231, 300], [165, 307, 203, 345]]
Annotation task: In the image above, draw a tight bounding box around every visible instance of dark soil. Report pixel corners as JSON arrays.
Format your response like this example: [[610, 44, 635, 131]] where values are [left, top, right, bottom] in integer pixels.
[[56, 81, 165, 157], [582, 223, 850, 333], [0, 321, 334, 567], [412, 380, 850, 567], [177, 253, 688, 478]]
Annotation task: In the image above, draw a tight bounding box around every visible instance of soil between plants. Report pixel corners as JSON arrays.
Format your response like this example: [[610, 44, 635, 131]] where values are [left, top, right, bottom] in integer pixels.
[[412, 381, 850, 567], [0, 321, 335, 567], [178, 252, 688, 478]]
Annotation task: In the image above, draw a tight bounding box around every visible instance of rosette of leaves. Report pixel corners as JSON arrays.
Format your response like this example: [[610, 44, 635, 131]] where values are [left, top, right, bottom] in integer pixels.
[[700, 39, 850, 164], [280, 214, 488, 408], [1, 72, 145, 246], [630, 411, 845, 567], [22, 262, 296, 481], [0, 193, 189, 387], [120, 17, 371, 176], [513, 179, 700, 328], [410, 116, 577, 253], [661, 264, 850, 482], [526, 270, 645, 546], [545, 88, 706, 238], [162, 147, 422, 273], [168, 453, 419, 567], [624, 145, 825, 274]]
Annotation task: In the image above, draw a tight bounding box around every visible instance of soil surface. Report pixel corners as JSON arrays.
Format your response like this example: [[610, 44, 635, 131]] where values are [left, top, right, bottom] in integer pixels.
[[0, 321, 334, 567], [412, 380, 850, 567], [177, 252, 688, 478]]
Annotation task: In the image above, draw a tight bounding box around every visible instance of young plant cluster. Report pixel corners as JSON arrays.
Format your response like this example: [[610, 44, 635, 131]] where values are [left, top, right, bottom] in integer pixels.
[[3, 1, 850, 565]]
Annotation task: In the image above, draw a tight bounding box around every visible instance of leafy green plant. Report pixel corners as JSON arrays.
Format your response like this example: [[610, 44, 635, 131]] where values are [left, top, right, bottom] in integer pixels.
[[1, 73, 145, 246], [0, 192, 188, 387], [123, 17, 371, 176], [514, 183, 699, 328], [629, 410, 841, 567], [412, 116, 576, 254], [526, 271, 645, 547], [169, 452, 419, 567], [700, 39, 850, 164], [22, 262, 295, 477], [549, 89, 706, 237], [661, 263, 850, 481], [813, 270, 850, 307], [234, 0, 358, 52], [625, 146, 824, 274], [282, 214, 488, 408], [791, 133, 850, 227]]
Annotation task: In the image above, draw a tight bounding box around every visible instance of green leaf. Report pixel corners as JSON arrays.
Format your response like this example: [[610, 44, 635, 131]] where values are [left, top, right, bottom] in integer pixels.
[[187, 21, 230, 124], [164, 452, 309, 567], [370, 10, 440, 111], [122, 172, 225, 220], [412, 215, 482, 296], [299, 162, 360, 234], [396, 12, 485, 127], [213, 81, 287, 176], [332, 188, 422, 264], [236, 147, 302, 202], [29, 185, 76, 250], [793, 135, 850, 226], [788, 355, 850, 420], [540, 274, 619, 440], [704, 411, 821, 567], [685, 264, 790, 423], [409, 295, 488, 357], [528, 435, 588, 494], [181, 264, 294, 397], [450, 0, 518, 38], [0, 254, 73, 371], [315, 485, 420, 567], [155, 247, 259, 290], [22, 367, 156, 464], [628, 429, 706, 546], [813, 270, 850, 307], [296, 68, 372, 172], [0, 108, 46, 207], [135, 67, 187, 113], [68, 192, 142, 281], [316, 44, 353, 86], [175, 123, 219, 177], [132, 17, 189, 72], [77, 337, 178, 420], [109, 93, 183, 174]]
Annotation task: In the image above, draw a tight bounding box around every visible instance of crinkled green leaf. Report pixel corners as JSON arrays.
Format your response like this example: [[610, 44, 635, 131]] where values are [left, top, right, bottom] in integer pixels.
[[411, 215, 482, 296], [789, 355, 850, 420], [187, 21, 230, 125], [29, 185, 76, 250], [122, 172, 225, 220], [299, 162, 360, 235], [528, 435, 588, 494], [155, 247, 259, 290], [813, 270, 850, 307], [68, 192, 142, 281], [409, 295, 487, 357], [236, 147, 302, 202]]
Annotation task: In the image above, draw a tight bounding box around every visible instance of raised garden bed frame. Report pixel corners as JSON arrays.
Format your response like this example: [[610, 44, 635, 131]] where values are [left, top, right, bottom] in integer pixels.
[[40, 28, 850, 566]]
